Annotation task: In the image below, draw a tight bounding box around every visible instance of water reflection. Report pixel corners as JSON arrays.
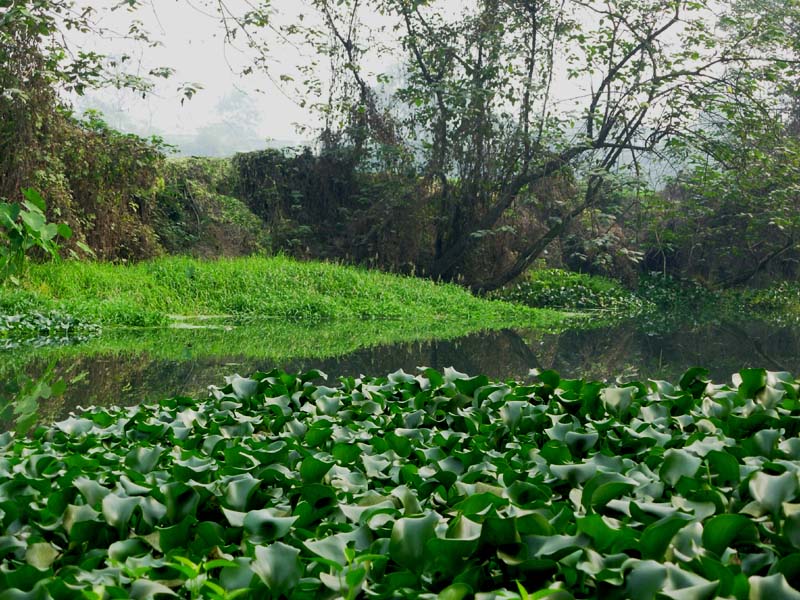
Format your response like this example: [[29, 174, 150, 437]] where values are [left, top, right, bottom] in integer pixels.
[[3, 318, 800, 425]]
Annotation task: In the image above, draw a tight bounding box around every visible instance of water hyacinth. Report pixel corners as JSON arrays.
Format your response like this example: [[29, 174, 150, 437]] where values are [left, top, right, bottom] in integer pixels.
[[0, 366, 798, 598]]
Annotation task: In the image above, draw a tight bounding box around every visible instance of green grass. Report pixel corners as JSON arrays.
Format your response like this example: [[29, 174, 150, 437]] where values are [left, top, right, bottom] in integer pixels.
[[1, 256, 561, 328]]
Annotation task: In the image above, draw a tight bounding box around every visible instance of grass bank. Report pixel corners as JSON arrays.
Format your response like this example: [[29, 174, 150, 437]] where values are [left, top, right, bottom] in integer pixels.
[[0, 256, 563, 329]]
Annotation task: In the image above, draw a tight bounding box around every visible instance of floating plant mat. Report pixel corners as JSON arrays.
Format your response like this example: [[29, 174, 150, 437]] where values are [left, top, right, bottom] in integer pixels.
[[1, 367, 799, 598]]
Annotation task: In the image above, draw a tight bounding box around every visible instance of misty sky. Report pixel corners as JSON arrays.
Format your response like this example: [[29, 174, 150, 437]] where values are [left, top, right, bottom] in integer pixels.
[[76, 1, 318, 147]]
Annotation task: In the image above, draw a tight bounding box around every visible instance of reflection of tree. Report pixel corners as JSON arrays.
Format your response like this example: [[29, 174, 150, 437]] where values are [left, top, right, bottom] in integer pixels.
[[717, 322, 786, 372], [11, 321, 800, 424], [499, 329, 542, 373]]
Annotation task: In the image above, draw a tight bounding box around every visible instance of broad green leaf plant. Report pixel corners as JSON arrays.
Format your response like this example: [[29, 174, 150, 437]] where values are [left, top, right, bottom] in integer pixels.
[[0, 188, 75, 286], [0, 366, 799, 598]]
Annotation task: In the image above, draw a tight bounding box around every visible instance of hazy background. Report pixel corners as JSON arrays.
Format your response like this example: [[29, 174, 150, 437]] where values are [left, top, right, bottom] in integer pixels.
[[73, 0, 318, 155]]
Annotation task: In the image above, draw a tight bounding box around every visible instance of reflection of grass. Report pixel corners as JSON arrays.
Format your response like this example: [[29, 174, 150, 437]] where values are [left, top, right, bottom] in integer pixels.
[[0, 311, 571, 379]]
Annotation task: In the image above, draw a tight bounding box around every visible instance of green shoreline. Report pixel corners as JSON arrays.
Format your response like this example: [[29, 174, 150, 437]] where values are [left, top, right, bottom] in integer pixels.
[[1, 255, 562, 328]]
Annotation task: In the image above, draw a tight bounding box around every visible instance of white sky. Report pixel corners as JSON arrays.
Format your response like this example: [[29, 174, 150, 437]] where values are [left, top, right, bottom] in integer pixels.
[[75, 0, 318, 143]]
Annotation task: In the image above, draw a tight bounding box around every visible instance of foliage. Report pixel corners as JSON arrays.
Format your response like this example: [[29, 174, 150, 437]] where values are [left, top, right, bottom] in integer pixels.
[[1, 0, 171, 264], [0, 0, 170, 97], [0, 363, 66, 436], [1, 255, 555, 328], [0, 366, 799, 597], [231, 148, 429, 269], [641, 110, 800, 287], [0, 189, 73, 285], [247, 0, 800, 290], [494, 269, 647, 315], [155, 157, 270, 257]]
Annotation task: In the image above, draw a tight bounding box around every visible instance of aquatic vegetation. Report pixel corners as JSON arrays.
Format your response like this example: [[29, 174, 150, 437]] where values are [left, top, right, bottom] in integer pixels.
[[494, 269, 648, 316], [0, 367, 798, 598], [0, 311, 100, 350]]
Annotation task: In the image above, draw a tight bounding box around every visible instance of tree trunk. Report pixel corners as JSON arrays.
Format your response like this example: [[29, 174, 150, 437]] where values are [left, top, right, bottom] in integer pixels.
[[429, 144, 591, 280]]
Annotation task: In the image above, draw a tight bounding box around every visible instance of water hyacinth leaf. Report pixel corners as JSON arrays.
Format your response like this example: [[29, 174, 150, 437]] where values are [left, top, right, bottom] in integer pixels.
[[24, 542, 59, 570], [159, 516, 195, 553], [102, 493, 141, 530], [74, 476, 110, 506], [582, 473, 636, 512], [748, 574, 800, 600], [757, 386, 785, 411], [252, 542, 301, 595], [129, 579, 178, 599], [63, 504, 101, 538], [749, 471, 799, 514], [242, 510, 297, 543], [229, 375, 259, 400], [787, 513, 800, 548], [219, 558, 255, 592], [533, 369, 560, 390], [705, 451, 740, 485], [770, 554, 800, 591], [660, 450, 702, 486], [565, 431, 598, 455], [304, 528, 369, 566], [163, 482, 200, 523], [680, 368, 710, 398], [702, 514, 760, 557], [223, 474, 261, 511], [108, 538, 150, 562], [576, 515, 636, 554], [1, 367, 799, 597], [300, 454, 334, 483], [438, 583, 472, 600], [389, 511, 440, 571], [125, 446, 164, 474], [55, 416, 94, 436], [551, 462, 597, 485], [640, 514, 693, 560], [528, 589, 574, 600], [736, 369, 767, 399], [600, 386, 636, 416], [449, 372, 488, 397]]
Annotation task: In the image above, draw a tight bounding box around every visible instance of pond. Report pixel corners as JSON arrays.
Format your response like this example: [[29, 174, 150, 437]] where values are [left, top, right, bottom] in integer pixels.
[[3, 316, 799, 427]]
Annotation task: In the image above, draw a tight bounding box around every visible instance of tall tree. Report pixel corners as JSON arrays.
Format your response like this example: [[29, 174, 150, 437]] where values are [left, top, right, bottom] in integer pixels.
[[266, 0, 800, 289]]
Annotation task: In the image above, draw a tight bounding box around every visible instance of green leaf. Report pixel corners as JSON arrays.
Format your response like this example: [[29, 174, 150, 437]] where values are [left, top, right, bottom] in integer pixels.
[[749, 471, 798, 514], [24, 542, 59, 570], [230, 375, 258, 400], [56, 223, 72, 239], [660, 449, 702, 486], [300, 454, 333, 483], [736, 369, 767, 398], [252, 542, 301, 595], [748, 574, 800, 600], [702, 514, 759, 557], [640, 514, 693, 560], [130, 579, 178, 599], [242, 510, 297, 543], [438, 583, 473, 600], [21, 188, 46, 212], [600, 386, 636, 416], [389, 511, 440, 571], [102, 493, 141, 530], [582, 473, 636, 512]]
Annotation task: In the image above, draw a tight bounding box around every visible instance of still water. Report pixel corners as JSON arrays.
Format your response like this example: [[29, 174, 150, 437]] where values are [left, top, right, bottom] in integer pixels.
[[3, 317, 799, 424]]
